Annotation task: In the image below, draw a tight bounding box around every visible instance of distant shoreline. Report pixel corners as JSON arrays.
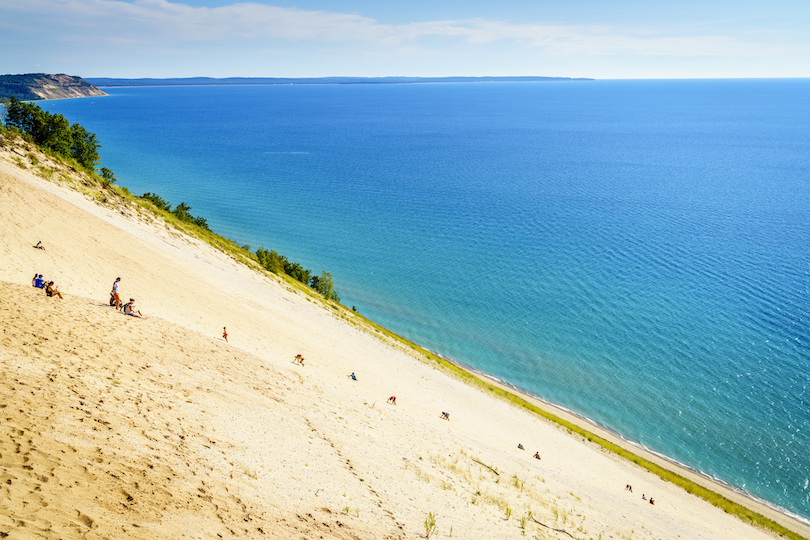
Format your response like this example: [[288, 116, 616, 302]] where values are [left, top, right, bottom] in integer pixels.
[[86, 76, 594, 87]]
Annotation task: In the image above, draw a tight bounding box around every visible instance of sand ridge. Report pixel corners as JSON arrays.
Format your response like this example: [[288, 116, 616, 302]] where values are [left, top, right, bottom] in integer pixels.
[[0, 139, 798, 539]]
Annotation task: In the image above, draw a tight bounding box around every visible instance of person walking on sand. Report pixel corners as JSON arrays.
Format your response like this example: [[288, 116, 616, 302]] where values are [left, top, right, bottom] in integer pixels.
[[111, 277, 122, 310], [223, 327, 228, 342]]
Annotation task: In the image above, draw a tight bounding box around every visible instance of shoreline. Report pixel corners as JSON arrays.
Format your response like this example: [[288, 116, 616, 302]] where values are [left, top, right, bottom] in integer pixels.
[[419, 347, 810, 536], [1, 131, 808, 540]]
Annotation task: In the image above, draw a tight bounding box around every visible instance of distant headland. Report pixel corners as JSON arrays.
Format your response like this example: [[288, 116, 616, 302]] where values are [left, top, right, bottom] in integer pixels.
[[85, 76, 593, 87], [0, 74, 106, 101]]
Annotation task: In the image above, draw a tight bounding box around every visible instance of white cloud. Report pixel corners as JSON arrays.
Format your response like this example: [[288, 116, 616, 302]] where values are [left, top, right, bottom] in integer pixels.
[[3, 0, 798, 58]]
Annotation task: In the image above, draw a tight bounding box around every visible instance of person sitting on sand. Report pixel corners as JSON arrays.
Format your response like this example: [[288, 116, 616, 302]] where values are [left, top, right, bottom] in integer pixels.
[[649, 497, 655, 505], [387, 396, 396, 405], [123, 299, 143, 318], [441, 411, 450, 420], [642, 494, 646, 501], [533, 452, 541, 460], [351, 372, 357, 381], [35, 241, 44, 250], [45, 281, 63, 299], [518, 443, 524, 450], [32, 274, 46, 288], [626, 484, 632, 492]]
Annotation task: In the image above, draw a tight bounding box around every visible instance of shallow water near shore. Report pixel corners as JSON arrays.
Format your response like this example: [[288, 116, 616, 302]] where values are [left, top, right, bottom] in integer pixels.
[[40, 79, 810, 520]]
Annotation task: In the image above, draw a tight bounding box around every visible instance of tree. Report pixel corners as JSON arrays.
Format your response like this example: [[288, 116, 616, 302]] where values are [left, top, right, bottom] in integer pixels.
[[71, 123, 101, 168], [313, 271, 340, 302], [100, 167, 116, 184]]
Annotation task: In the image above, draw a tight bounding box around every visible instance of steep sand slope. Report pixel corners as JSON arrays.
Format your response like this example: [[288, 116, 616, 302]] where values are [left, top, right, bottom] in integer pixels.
[[0, 141, 798, 539]]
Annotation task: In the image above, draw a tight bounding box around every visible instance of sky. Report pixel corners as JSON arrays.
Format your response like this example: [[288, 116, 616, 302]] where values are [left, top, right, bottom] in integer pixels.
[[2, 0, 809, 79]]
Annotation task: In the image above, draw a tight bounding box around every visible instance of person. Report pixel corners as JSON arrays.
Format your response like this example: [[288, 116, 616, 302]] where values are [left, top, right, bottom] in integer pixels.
[[45, 281, 63, 299], [32, 274, 40, 287], [626, 484, 633, 492], [518, 443, 524, 450], [441, 411, 450, 420], [649, 497, 655, 505], [35, 241, 44, 250], [223, 327, 228, 342], [533, 452, 541, 460], [387, 396, 396, 405], [111, 277, 122, 309], [642, 494, 646, 501], [351, 372, 357, 381], [294, 354, 303, 364], [123, 298, 143, 318]]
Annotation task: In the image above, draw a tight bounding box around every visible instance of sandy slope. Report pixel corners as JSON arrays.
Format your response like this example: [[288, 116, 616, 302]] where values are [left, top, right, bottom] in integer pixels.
[[0, 140, 799, 539]]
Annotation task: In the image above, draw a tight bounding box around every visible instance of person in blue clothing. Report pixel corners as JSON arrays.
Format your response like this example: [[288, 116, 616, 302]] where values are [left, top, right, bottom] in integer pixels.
[[351, 372, 357, 381], [32, 274, 45, 288]]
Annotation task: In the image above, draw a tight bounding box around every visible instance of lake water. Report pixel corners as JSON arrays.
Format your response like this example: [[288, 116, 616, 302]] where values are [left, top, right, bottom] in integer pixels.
[[40, 79, 810, 520]]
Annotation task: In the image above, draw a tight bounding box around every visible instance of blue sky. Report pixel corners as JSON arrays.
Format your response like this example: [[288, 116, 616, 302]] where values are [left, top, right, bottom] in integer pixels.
[[2, 0, 808, 78]]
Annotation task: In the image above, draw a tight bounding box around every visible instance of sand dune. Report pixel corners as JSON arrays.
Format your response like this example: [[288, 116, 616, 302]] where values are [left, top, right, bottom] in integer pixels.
[[0, 138, 802, 539]]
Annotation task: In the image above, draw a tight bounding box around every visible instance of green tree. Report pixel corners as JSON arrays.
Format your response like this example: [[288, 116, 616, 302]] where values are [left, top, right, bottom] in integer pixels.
[[100, 167, 116, 184], [71, 123, 101, 168], [313, 271, 340, 302]]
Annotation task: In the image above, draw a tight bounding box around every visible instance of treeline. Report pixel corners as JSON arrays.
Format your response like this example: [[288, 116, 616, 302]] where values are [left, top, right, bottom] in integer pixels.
[[140, 194, 340, 302], [256, 248, 340, 302], [140, 192, 209, 230], [0, 99, 342, 304], [1, 96, 100, 169], [0, 75, 40, 101]]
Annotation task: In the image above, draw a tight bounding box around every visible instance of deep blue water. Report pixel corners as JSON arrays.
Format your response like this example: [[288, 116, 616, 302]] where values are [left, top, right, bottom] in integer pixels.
[[40, 80, 810, 520]]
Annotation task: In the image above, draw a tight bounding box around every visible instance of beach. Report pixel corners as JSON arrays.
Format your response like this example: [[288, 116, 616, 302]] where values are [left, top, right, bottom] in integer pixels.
[[1, 137, 806, 539]]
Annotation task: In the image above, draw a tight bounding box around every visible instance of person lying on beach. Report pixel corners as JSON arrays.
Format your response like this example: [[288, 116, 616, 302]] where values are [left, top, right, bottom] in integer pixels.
[[34, 241, 44, 250], [387, 396, 396, 405], [45, 281, 63, 299], [123, 299, 143, 318], [441, 411, 450, 420]]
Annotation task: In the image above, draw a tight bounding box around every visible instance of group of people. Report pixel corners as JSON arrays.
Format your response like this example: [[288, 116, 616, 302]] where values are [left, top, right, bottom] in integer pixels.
[[31, 273, 63, 299], [111, 277, 143, 317], [627, 484, 655, 505]]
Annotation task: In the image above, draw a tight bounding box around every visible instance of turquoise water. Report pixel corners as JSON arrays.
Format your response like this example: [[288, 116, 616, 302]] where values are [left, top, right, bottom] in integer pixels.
[[40, 80, 810, 520]]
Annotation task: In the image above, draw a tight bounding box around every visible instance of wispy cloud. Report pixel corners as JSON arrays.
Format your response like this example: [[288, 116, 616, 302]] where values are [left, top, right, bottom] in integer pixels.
[[3, 0, 796, 58]]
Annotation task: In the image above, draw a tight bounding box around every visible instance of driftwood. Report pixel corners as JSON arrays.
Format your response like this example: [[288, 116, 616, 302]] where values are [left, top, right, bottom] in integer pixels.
[[470, 458, 500, 476], [531, 516, 575, 539]]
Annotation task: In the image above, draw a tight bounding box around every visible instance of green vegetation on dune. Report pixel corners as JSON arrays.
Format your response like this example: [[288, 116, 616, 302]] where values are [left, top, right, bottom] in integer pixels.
[[1, 108, 805, 540]]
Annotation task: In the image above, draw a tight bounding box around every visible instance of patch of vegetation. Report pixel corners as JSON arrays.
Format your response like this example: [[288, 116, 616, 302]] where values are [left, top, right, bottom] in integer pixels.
[[2, 96, 100, 169]]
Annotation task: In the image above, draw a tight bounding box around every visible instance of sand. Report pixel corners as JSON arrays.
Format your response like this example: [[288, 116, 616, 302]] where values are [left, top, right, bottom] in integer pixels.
[[0, 138, 804, 539]]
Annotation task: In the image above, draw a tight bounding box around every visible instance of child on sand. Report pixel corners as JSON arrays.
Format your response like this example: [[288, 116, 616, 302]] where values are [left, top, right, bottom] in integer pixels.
[[223, 327, 228, 342]]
